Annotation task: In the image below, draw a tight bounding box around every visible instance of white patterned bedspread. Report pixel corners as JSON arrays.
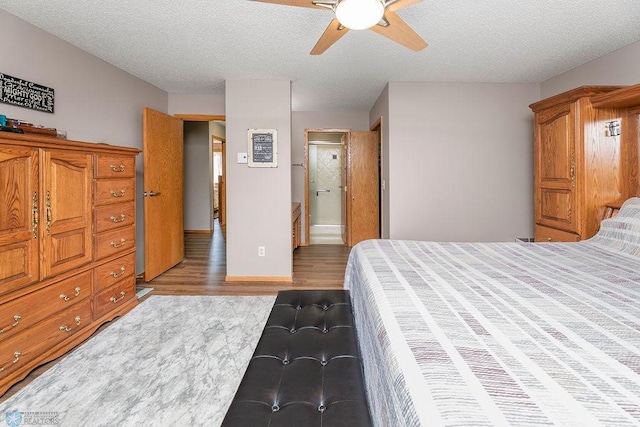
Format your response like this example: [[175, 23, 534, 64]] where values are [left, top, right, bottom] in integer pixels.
[[344, 198, 640, 426]]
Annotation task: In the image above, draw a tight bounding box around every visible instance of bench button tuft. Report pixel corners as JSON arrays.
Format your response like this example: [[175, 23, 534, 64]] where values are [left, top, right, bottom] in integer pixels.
[[318, 404, 326, 412], [321, 360, 327, 366], [290, 329, 297, 334], [283, 359, 289, 365], [272, 405, 280, 412]]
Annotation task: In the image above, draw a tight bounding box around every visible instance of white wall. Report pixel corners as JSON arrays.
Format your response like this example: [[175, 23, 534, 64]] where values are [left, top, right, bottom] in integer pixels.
[[0, 10, 168, 274], [541, 41, 640, 98], [225, 80, 292, 278], [291, 110, 370, 243], [385, 82, 539, 242], [183, 121, 212, 231], [369, 85, 390, 238]]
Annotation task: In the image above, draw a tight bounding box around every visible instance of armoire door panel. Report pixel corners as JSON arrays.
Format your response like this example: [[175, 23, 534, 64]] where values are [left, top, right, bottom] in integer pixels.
[[41, 150, 93, 279], [537, 106, 574, 184], [538, 189, 575, 230], [0, 147, 39, 293]]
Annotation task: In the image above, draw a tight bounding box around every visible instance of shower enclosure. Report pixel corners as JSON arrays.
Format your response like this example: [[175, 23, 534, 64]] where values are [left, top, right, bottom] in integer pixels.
[[308, 138, 345, 244]]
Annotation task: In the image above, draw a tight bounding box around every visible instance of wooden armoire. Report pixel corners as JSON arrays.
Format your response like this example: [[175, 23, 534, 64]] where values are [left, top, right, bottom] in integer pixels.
[[529, 86, 638, 242], [0, 132, 139, 395]]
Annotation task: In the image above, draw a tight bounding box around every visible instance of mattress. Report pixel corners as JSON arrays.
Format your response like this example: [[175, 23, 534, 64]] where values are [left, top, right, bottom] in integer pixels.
[[344, 198, 640, 426]]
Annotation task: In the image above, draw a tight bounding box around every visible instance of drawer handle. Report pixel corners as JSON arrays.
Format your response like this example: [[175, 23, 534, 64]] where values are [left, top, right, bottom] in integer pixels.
[[110, 189, 126, 198], [0, 351, 22, 372], [547, 237, 552, 242], [60, 287, 81, 301], [110, 214, 126, 223], [110, 239, 126, 248], [0, 315, 22, 334], [110, 291, 126, 303], [110, 266, 126, 278], [59, 316, 82, 332], [109, 164, 126, 172]]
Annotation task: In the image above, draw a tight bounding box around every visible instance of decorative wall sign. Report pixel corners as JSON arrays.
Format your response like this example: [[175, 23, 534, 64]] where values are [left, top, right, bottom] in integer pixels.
[[0, 73, 55, 113], [248, 129, 278, 168]]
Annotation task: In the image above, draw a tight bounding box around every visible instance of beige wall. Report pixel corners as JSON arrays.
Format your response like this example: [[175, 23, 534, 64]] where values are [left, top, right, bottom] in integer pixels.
[[383, 82, 539, 242], [225, 80, 292, 278], [541, 40, 640, 98], [291, 110, 370, 243], [167, 93, 225, 116], [183, 122, 212, 232], [0, 10, 168, 274]]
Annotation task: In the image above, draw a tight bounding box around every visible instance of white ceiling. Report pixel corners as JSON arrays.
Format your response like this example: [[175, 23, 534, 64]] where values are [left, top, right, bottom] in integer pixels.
[[2, 0, 640, 111]]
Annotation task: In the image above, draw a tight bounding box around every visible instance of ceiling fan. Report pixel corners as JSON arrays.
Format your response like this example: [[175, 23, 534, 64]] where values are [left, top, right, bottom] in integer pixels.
[[253, 0, 428, 55]]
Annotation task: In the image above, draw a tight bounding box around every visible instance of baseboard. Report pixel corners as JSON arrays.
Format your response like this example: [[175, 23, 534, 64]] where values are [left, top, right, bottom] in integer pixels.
[[185, 230, 213, 234], [225, 276, 293, 282]]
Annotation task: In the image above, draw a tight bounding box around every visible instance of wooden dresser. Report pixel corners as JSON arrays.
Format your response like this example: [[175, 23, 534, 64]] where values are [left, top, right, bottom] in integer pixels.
[[0, 132, 140, 395], [529, 86, 637, 242]]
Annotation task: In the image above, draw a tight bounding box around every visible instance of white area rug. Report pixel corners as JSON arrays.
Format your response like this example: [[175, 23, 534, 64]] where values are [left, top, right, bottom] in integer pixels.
[[2, 295, 275, 426]]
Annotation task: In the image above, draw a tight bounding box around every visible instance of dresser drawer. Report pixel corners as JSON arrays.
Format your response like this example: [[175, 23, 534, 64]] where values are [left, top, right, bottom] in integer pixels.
[[95, 154, 135, 178], [0, 298, 92, 380], [94, 276, 135, 319], [95, 226, 135, 260], [94, 253, 135, 292], [535, 224, 581, 242], [95, 179, 135, 205], [95, 202, 135, 233], [0, 271, 92, 342]]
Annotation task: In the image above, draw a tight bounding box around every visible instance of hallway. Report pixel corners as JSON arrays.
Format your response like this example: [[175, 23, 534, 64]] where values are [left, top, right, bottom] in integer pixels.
[[140, 220, 351, 296]]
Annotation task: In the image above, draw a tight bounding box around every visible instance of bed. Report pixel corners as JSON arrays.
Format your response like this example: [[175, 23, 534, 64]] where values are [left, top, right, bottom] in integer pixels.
[[344, 197, 640, 426]]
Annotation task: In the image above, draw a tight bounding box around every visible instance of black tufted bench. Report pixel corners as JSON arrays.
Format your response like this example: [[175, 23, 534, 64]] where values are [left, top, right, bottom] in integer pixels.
[[222, 290, 372, 427]]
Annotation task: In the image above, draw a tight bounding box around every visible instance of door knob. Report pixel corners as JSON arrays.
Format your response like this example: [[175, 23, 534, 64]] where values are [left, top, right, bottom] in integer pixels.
[[144, 191, 161, 197]]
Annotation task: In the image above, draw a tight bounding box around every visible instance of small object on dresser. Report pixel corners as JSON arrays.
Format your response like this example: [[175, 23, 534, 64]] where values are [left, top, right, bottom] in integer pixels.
[[0, 114, 6, 126], [0, 125, 24, 133], [57, 129, 67, 139]]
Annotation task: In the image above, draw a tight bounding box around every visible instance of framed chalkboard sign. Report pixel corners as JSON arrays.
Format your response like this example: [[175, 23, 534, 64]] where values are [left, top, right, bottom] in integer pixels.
[[0, 73, 54, 113], [248, 129, 278, 168]]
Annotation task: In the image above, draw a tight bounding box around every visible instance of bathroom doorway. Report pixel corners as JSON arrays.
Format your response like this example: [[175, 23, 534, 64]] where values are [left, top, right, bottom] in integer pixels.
[[307, 131, 347, 245]]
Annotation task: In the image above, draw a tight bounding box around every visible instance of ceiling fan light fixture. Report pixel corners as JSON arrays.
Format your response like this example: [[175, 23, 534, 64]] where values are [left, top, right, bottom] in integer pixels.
[[335, 0, 385, 30]]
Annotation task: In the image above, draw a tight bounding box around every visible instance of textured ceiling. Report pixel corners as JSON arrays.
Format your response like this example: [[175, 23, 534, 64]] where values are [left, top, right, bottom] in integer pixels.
[[1, 0, 640, 111]]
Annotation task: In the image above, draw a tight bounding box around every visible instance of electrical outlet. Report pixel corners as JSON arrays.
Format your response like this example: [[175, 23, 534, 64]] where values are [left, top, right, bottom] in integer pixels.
[[258, 246, 265, 257]]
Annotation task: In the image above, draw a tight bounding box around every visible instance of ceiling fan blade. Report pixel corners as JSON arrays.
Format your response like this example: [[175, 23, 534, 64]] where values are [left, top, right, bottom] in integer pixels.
[[311, 19, 349, 55], [252, 0, 326, 9], [370, 10, 427, 52], [387, 0, 423, 12]]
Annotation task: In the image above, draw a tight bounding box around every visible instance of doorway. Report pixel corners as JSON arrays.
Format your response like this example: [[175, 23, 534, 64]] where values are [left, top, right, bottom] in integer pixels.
[[308, 132, 346, 244], [304, 128, 381, 247], [144, 112, 225, 281]]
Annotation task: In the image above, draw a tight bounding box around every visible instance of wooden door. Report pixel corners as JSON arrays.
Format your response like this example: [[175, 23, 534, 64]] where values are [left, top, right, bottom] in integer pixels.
[[41, 149, 93, 279], [347, 131, 379, 246], [219, 139, 226, 227], [0, 147, 40, 294], [340, 136, 348, 244], [534, 103, 578, 234], [143, 107, 184, 281]]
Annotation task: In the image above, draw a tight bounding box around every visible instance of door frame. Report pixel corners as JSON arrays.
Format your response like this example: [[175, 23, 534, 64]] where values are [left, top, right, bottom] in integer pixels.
[[370, 117, 384, 239], [143, 113, 225, 281], [303, 128, 351, 246], [174, 114, 226, 229]]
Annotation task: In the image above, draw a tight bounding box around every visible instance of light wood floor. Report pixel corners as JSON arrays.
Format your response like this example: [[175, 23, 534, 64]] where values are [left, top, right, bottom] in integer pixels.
[[1, 220, 351, 402]]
